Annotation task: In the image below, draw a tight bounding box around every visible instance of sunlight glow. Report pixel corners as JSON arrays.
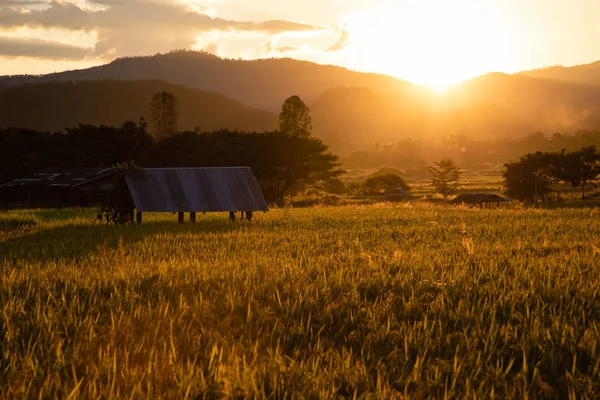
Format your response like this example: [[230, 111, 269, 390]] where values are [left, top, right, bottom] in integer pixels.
[[338, 0, 523, 89]]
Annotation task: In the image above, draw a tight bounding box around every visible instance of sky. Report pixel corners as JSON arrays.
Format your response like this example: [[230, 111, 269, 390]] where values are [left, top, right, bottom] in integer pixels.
[[1, 0, 600, 89]]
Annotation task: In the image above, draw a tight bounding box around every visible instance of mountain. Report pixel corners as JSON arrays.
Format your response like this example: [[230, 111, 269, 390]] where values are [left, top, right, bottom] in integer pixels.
[[0, 50, 414, 112], [519, 61, 600, 87], [443, 72, 600, 136], [0, 80, 277, 132], [310, 72, 600, 143], [3, 51, 600, 143]]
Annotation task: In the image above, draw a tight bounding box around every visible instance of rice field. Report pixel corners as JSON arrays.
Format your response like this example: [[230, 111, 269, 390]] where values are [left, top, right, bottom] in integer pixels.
[[1, 204, 600, 398]]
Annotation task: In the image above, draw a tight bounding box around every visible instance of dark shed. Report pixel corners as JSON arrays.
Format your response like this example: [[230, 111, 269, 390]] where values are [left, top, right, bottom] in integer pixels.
[[451, 193, 511, 208], [124, 167, 269, 223], [0, 167, 115, 208]]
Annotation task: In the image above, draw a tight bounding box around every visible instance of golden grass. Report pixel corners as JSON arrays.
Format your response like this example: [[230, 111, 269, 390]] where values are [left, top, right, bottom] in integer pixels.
[[1, 205, 600, 398]]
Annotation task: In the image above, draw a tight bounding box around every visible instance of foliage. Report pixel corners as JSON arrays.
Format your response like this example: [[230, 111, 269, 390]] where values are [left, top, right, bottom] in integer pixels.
[[2, 205, 600, 398], [429, 159, 461, 197], [0, 125, 342, 207], [503, 147, 600, 202], [149, 91, 179, 140], [321, 178, 346, 195], [0, 121, 153, 184], [363, 173, 410, 195], [151, 130, 343, 205], [503, 151, 558, 202], [555, 146, 600, 200], [278, 95, 313, 137]]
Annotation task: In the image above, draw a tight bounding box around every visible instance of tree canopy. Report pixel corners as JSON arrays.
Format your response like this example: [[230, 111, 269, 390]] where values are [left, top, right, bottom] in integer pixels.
[[1, 123, 342, 205], [278, 95, 313, 137], [363, 174, 410, 195], [504, 147, 600, 201], [149, 91, 179, 140], [429, 160, 461, 197]]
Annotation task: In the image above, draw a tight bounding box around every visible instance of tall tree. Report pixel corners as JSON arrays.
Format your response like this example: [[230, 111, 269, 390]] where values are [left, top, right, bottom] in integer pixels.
[[149, 91, 179, 140], [503, 151, 558, 202], [429, 159, 461, 197], [556, 146, 600, 200], [278, 95, 313, 137], [363, 174, 410, 195]]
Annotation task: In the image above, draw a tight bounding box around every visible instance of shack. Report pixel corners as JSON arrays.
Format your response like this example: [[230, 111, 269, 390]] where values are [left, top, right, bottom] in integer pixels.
[[451, 193, 511, 208], [0, 167, 115, 209], [123, 167, 269, 223]]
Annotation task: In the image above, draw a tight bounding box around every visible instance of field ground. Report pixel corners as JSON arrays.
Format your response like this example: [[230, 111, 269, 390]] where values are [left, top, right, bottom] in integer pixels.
[[2, 205, 600, 398]]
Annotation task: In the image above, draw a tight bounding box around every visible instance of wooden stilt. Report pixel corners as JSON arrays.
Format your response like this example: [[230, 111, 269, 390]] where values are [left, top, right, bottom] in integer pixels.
[[178, 212, 184, 224], [190, 212, 196, 223], [246, 211, 253, 221], [136, 211, 142, 224], [229, 211, 236, 222]]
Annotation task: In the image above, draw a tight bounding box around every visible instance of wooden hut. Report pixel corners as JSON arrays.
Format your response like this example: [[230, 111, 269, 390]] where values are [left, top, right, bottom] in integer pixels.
[[450, 193, 511, 208]]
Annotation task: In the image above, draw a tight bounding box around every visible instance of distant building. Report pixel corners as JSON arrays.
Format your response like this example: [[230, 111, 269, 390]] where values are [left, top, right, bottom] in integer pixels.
[[451, 193, 511, 208], [0, 168, 115, 209], [122, 167, 269, 223]]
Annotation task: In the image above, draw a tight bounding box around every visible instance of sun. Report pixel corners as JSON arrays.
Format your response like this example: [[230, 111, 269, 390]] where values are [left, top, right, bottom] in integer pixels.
[[339, 1, 518, 90]]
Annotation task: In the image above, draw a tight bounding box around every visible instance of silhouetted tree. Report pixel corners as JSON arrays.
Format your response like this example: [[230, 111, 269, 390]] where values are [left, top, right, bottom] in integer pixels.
[[150, 130, 342, 205], [278, 95, 312, 137], [503, 152, 558, 202], [321, 178, 346, 195], [429, 160, 461, 197], [555, 146, 600, 200], [149, 91, 179, 140], [363, 174, 409, 195]]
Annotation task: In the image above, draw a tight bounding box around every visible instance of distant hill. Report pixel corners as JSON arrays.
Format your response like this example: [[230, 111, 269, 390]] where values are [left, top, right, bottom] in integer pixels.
[[310, 72, 600, 142], [443, 72, 600, 136], [0, 50, 414, 112], [519, 61, 600, 87], [3, 52, 600, 143], [0, 80, 277, 132]]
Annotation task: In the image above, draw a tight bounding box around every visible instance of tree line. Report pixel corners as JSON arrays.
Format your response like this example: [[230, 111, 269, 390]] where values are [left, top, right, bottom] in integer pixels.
[[0, 95, 342, 205], [504, 146, 600, 202], [341, 130, 600, 172]]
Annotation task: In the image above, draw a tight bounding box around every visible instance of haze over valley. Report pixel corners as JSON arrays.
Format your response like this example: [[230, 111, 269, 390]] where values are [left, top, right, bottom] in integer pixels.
[[3, 50, 600, 149]]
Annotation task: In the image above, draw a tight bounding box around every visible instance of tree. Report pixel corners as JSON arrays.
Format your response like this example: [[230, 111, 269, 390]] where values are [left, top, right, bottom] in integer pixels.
[[556, 146, 600, 200], [429, 159, 461, 197], [321, 178, 346, 195], [150, 129, 343, 205], [149, 91, 179, 140], [278, 95, 312, 137], [503, 151, 558, 202], [363, 174, 409, 195]]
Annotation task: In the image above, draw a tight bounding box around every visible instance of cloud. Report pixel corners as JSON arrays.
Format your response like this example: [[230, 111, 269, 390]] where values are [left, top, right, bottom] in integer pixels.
[[0, 0, 330, 59], [0, 1, 91, 30], [0, 35, 92, 59], [326, 27, 350, 52], [259, 38, 303, 55]]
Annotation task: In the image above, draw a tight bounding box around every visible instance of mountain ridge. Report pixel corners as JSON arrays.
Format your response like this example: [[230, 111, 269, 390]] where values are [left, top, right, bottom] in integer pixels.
[[3, 51, 600, 143]]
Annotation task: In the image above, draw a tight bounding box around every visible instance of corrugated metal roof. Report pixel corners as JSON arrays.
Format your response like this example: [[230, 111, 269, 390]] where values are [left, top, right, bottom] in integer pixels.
[[0, 168, 115, 189], [125, 167, 269, 213], [451, 193, 511, 204]]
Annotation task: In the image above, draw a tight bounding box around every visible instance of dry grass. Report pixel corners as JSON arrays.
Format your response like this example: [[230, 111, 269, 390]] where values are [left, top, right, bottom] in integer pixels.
[[1, 205, 600, 398]]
